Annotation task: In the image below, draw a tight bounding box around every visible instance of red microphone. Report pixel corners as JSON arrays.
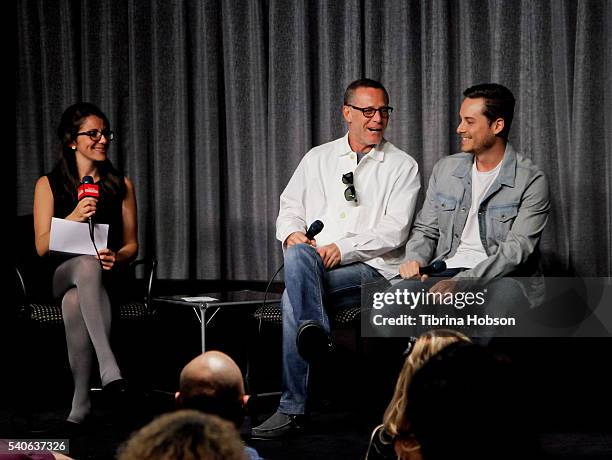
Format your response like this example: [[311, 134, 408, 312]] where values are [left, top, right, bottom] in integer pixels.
[[78, 176, 99, 239], [78, 176, 99, 201]]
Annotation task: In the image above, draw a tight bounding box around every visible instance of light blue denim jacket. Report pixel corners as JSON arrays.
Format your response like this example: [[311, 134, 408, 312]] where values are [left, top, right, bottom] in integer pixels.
[[405, 143, 550, 305]]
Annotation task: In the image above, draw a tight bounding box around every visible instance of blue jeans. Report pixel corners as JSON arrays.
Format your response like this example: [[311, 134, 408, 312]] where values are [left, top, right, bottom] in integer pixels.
[[278, 243, 385, 415]]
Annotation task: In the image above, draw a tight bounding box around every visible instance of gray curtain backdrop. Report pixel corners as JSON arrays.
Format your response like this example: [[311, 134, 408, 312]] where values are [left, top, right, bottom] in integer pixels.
[[15, 0, 612, 280]]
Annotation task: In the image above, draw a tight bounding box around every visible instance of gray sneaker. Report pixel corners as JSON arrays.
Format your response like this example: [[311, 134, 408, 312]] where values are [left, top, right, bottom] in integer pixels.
[[251, 411, 305, 440]]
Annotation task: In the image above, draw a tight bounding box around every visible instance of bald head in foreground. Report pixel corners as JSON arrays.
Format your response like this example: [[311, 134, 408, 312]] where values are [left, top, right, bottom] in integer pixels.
[[176, 351, 249, 429]]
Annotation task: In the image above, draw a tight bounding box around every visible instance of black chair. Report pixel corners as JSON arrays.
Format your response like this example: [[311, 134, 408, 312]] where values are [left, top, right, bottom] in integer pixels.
[[15, 260, 157, 326], [14, 214, 157, 326], [12, 214, 157, 419]]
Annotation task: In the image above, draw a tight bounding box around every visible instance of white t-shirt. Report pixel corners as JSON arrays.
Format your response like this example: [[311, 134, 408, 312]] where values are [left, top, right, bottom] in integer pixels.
[[445, 160, 502, 269]]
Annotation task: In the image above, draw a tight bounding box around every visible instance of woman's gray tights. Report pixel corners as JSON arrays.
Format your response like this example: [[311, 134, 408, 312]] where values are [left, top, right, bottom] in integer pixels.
[[53, 255, 122, 423]]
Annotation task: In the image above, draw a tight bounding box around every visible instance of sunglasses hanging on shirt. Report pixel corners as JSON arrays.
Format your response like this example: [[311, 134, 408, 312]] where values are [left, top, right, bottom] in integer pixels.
[[342, 172, 357, 202]]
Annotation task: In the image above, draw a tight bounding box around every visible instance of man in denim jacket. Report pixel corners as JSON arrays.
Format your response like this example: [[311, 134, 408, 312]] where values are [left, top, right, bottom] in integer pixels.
[[398, 83, 550, 313]]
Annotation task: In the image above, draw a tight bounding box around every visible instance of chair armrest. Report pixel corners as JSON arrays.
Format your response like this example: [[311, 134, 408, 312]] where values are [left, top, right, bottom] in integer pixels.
[[16, 266, 27, 299], [129, 257, 158, 313]]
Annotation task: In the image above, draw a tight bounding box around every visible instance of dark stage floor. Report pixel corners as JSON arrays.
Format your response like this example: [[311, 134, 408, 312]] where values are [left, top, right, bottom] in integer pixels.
[[3, 395, 612, 460]]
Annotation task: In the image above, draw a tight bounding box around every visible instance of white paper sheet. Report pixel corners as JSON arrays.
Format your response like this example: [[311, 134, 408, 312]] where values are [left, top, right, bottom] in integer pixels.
[[49, 217, 109, 256], [181, 296, 219, 302]]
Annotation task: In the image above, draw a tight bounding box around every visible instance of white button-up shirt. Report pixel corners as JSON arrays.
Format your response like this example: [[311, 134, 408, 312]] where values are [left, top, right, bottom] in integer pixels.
[[276, 133, 420, 279]]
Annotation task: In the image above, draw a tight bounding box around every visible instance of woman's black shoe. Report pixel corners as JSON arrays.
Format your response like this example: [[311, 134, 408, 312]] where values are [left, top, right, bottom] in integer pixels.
[[60, 420, 87, 437], [103, 378, 130, 396], [39, 418, 92, 438], [102, 379, 132, 411], [102, 378, 147, 426]]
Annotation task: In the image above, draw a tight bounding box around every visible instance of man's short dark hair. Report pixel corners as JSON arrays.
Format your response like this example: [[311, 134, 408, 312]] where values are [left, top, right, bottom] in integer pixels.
[[344, 78, 389, 105], [463, 83, 515, 140]]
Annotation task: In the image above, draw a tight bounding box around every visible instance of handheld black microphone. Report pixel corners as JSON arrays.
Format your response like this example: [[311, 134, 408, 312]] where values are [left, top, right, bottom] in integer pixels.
[[263, 220, 325, 313], [78, 176, 102, 269], [419, 260, 447, 275], [305, 220, 324, 240], [78, 176, 99, 237]]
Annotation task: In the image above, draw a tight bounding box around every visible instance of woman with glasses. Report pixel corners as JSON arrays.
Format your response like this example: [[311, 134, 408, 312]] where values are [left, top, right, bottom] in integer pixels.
[[365, 330, 471, 459], [33, 102, 138, 432]]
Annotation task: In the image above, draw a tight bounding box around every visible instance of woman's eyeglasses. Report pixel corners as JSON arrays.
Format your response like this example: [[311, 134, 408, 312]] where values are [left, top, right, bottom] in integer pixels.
[[76, 129, 114, 141]]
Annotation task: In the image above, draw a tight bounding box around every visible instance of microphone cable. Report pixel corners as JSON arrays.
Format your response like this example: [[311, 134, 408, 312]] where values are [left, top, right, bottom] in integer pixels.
[[262, 263, 284, 312], [88, 219, 104, 271], [261, 220, 324, 311]]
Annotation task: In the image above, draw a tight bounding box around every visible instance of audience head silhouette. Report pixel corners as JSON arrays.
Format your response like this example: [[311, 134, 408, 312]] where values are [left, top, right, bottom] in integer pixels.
[[404, 342, 537, 460], [176, 351, 248, 429], [118, 409, 246, 460], [372, 330, 470, 460]]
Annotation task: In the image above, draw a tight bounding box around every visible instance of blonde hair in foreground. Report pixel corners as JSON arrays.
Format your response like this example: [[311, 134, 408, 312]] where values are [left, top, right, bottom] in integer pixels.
[[382, 329, 471, 438]]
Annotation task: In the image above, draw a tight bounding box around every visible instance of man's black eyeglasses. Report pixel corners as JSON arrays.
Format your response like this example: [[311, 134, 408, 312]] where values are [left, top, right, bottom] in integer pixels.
[[342, 172, 357, 202], [76, 130, 114, 141], [347, 105, 393, 119]]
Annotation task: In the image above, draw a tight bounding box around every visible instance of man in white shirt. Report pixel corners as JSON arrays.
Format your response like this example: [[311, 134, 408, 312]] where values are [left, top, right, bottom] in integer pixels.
[[252, 79, 420, 439]]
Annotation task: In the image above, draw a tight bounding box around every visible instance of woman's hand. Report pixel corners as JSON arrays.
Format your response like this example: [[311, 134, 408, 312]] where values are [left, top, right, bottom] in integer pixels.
[[97, 248, 116, 270], [67, 197, 97, 222]]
